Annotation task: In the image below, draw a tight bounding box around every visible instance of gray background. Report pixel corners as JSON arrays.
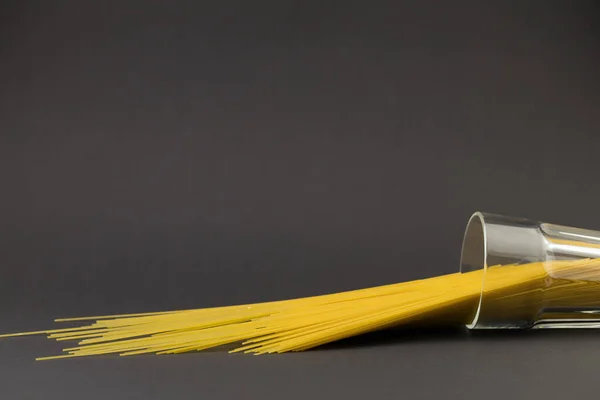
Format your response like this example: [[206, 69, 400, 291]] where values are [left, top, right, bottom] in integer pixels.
[[1, 1, 600, 398]]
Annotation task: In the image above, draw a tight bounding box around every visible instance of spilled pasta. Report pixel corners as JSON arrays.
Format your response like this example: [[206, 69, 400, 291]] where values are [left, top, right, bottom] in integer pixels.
[[2, 258, 600, 360]]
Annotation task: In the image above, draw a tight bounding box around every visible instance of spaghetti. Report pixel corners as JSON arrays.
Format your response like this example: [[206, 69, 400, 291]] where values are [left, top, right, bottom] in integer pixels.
[[2, 258, 599, 360]]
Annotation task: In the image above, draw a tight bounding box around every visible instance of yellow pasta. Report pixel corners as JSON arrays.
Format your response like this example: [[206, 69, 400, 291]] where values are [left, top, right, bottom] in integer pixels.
[[2, 257, 600, 360]]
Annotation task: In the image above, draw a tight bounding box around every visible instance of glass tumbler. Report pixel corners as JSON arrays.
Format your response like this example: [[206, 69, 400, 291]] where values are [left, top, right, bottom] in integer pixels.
[[460, 212, 600, 329]]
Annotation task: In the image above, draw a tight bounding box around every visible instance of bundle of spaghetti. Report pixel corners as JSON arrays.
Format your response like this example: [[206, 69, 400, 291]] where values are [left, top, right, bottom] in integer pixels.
[[2, 258, 599, 360]]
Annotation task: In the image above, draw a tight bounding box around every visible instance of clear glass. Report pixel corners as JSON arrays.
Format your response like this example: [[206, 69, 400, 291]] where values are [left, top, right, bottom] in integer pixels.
[[460, 212, 600, 329]]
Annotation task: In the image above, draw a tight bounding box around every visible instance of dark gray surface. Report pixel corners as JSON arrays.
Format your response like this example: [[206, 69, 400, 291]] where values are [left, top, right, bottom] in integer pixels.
[[1, 1, 600, 398]]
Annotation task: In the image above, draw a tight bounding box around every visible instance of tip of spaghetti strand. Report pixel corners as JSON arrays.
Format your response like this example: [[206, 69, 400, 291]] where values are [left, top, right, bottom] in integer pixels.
[[0, 330, 57, 338], [0, 331, 41, 338], [0, 325, 103, 338], [54, 310, 183, 322], [36, 354, 80, 361]]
